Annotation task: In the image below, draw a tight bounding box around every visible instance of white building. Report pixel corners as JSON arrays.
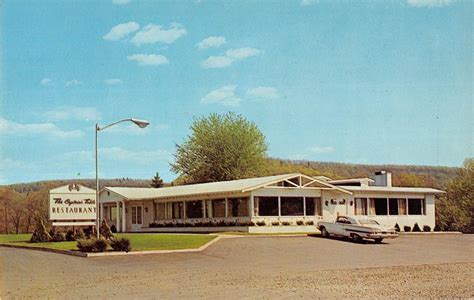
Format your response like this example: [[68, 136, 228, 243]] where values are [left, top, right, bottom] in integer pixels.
[[99, 172, 444, 233]]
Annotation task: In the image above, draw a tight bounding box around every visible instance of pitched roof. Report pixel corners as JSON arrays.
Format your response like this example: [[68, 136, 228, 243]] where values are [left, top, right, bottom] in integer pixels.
[[338, 185, 445, 194], [102, 173, 350, 201]]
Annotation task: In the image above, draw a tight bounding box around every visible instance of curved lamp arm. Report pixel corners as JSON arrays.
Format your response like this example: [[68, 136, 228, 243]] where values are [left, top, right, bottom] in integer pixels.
[[98, 118, 150, 131]]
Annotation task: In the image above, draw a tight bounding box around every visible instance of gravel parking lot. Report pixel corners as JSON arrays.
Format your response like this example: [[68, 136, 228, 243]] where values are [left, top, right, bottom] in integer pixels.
[[1, 234, 473, 299]]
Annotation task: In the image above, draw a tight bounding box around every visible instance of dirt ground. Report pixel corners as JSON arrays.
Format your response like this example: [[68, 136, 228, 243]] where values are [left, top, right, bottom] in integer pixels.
[[1, 234, 473, 299]]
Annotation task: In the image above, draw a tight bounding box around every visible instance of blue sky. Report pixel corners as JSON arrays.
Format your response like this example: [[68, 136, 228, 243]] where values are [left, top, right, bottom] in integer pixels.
[[0, 0, 472, 184]]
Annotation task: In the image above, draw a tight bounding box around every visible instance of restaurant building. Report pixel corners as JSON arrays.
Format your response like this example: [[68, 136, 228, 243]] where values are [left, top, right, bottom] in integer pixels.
[[99, 172, 444, 233]]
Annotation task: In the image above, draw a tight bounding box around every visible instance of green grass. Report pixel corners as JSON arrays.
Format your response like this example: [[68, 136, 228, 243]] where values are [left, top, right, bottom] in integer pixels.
[[0, 233, 216, 252]]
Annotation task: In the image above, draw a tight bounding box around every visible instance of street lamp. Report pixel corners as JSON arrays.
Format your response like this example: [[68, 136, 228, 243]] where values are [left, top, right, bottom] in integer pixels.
[[95, 118, 150, 239]]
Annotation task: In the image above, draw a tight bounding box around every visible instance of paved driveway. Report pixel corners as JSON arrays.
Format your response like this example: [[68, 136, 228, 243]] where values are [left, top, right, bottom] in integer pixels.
[[1, 234, 473, 299]]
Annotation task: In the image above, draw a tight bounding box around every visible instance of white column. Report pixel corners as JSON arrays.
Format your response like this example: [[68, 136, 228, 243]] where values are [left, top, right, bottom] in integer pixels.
[[202, 200, 206, 218], [116, 201, 120, 232], [303, 197, 306, 217], [183, 201, 186, 219], [121, 201, 126, 232], [249, 195, 254, 217], [225, 198, 228, 218], [278, 196, 281, 217]]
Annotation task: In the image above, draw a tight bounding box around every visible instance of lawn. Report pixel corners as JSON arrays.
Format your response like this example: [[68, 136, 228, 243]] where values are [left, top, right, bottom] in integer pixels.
[[0, 233, 217, 252]]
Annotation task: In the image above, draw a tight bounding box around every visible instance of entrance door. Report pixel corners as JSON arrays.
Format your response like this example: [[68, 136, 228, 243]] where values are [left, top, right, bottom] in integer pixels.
[[131, 206, 143, 231]]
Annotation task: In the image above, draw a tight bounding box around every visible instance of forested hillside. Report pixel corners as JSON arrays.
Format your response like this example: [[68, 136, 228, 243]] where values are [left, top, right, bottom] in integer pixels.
[[0, 159, 469, 234]]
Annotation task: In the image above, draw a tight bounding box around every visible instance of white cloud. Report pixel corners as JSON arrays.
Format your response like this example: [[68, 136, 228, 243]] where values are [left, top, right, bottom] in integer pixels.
[[112, 0, 132, 5], [197, 36, 226, 50], [127, 54, 169, 66], [225, 48, 261, 59], [247, 86, 280, 100], [301, 0, 318, 6], [200, 56, 233, 69], [309, 146, 335, 154], [40, 78, 52, 86], [103, 21, 140, 41], [65, 79, 83, 87], [44, 107, 101, 122], [131, 22, 187, 46], [0, 118, 84, 139], [104, 78, 123, 85], [200, 47, 261, 69], [406, 0, 454, 7], [201, 85, 241, 107]]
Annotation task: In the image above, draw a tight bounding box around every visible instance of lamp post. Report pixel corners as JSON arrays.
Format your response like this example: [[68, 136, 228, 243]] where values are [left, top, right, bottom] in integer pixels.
[[95, 118, 150, 239]]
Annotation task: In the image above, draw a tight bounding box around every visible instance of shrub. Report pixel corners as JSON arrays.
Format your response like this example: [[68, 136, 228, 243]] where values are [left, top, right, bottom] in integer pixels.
[[65, 230, 76, 241], [256, 220, 266, 226], [30, 220, 52, 243], [305, 221, 314, 226], [77, 238, 108, 253], [149, 222, 158, 228], [394, 223, 401, 232], [404, 225, 411, 232], [110, 224, 117, 233], [216, 220, 226, 227], [110, 238, 131, 252], [412, 223, 421, 232], [74, 230, 85, 240], [52, 231, 66, 242], [100, 220, 114, 240], [248, 221, 256, 226], [434, 224, 441, 232], [282, 221, 291, 226], [296, 220, 304, 226], [271, 221, 280, 226], [83, 227, 93, 237], [423, 225, 431, 232]]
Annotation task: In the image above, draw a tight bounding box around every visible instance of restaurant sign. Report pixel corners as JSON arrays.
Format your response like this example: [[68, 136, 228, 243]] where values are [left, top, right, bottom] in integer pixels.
[[49, 183, 96, 222]]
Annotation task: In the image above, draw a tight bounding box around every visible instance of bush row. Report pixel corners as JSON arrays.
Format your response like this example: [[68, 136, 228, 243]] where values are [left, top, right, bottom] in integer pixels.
[[394, 223, 437, 232], [76, 237, 131, 253], [149, 220, 315, 228]]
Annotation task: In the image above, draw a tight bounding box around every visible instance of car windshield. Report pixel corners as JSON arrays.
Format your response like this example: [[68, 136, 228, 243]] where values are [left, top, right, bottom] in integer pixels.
[[358, 219, 380, 225]]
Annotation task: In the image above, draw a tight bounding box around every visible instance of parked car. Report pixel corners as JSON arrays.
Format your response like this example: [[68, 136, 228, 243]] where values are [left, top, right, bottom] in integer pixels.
[[317, 216, 398, 243]]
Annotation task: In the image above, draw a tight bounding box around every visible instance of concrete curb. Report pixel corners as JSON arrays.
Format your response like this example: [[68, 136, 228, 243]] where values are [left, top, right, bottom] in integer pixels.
[[0, 235, 222, 258], [399, 231, 462, 235]]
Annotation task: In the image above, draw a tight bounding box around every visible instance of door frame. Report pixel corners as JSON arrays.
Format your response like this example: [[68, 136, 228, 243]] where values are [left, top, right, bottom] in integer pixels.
[[131, 205, 143, 231]]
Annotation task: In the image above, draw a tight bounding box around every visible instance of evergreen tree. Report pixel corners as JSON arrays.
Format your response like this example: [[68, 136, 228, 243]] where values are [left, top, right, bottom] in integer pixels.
[[151, 172, 164, 188]]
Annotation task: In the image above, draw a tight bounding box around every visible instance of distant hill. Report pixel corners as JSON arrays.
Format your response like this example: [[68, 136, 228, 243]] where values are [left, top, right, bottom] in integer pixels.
[[4, 158, 459, 193]]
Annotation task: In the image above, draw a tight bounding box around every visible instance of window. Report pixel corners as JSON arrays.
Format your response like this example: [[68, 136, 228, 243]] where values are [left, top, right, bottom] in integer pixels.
[[389, 198, 399, 215], [354, 198, 367, 215], [186, 201, 203, 218], [281, 197, 304, 216], [155, 203, 168, 220], [172, 202, 184, 219], [370, 198, 388, 215], [255, 197, 278, 216], [227, 197, 249, 217], [131, 206, 142, 224], [398, 199, 407, 215], [305, 197, 322, 216], [212, 199, 226, 218], [408, 198, 424, 215], [110, 206, 117, 221]]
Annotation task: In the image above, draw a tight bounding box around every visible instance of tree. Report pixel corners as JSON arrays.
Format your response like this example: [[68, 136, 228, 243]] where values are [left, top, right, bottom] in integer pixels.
[[171, 112, 268, 183], [9, 193, 25, 234], [436, 158, 473, 233], [151, 172, 164, 188]]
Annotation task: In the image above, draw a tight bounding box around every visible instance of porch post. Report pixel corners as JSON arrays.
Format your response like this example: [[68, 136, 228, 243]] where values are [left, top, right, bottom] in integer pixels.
[[202, 200, 206, 218], [278, 196, 281, 217], [303, 196, 306, 217], [121, 200, 126, 232], [116, 201, 120, 232], [225, 198, 228, 218], [249, 195, 254, 217]]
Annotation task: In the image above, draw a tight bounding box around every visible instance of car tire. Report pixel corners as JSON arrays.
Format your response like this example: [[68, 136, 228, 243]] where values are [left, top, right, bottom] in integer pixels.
[[321, 227, 329, 238], [351, 233, 362, 243], [374, 238, 383, 244]]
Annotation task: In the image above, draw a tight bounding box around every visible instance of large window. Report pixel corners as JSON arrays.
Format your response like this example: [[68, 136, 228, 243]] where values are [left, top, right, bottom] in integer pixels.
[[281, 197, 304, 216], [172, 202, 184, 219], [154, 203, 168, 220], [186, 201, 203, 218], [408, 198, 424, 215], [212, 199, 226, 218], [354, 198, 367, 215], [305, 197, 322, 216], [370, 198, 388, 215], [227, 197, 248, 217], [398, 199, 407, 215], [388, 198, 399, 215], [255, 197, 278, 216]]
